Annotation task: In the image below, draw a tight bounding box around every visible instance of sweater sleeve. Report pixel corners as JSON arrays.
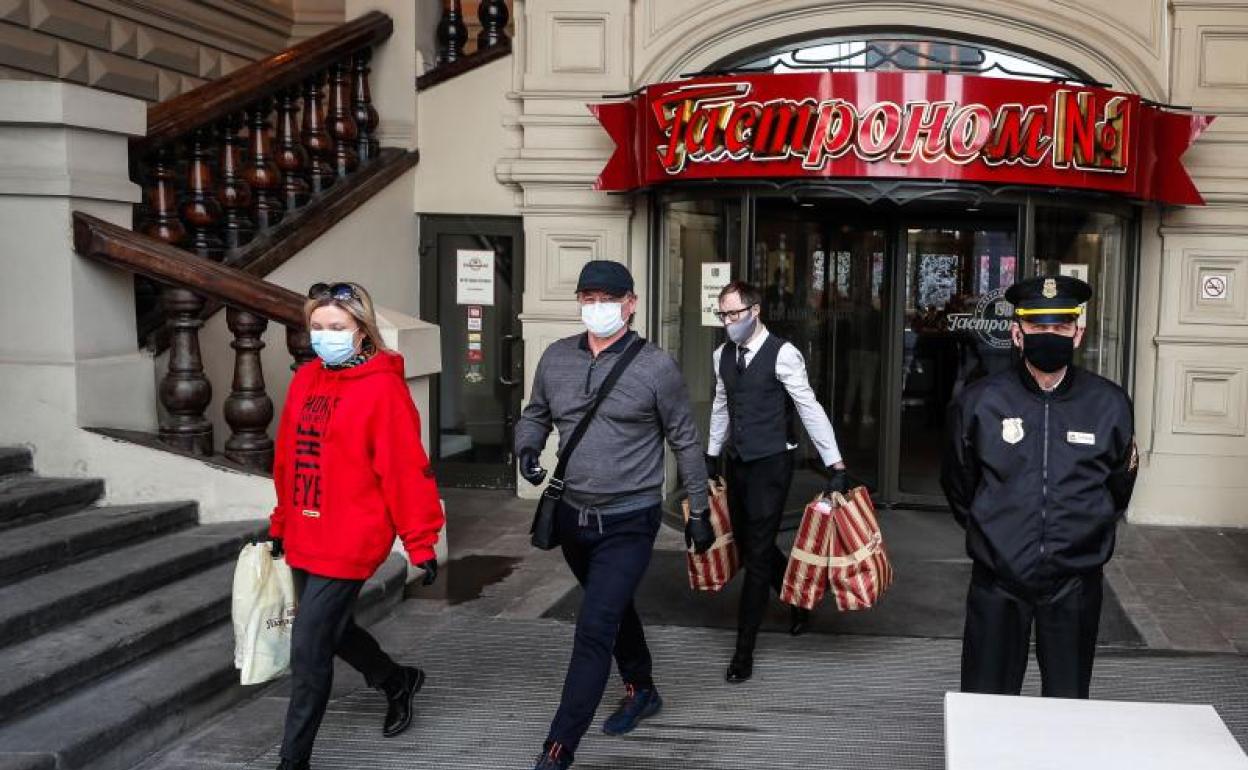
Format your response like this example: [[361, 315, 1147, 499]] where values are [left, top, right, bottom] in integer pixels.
[[371, 378, 445, 565], [269, 373, 302, 539], [654, 351, 710, 512]]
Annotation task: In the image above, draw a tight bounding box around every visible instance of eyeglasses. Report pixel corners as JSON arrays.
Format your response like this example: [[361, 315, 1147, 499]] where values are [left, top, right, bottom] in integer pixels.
[[308, 282, 358, 302], [713, 304, 756, 323]]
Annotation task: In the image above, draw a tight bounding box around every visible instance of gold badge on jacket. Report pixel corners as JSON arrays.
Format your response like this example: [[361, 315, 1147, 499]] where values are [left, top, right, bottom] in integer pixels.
[[1001, 417, 1025, 444]]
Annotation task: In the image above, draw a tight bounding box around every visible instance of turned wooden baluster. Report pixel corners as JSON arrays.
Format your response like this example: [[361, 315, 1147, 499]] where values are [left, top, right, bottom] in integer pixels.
[[224, 307, 275, 470], [436, 0, 468, 65], [160, 287, 214, 455], [325, 61, 359, 177], [275, 86, 311, 210], [141, 143, 212, 455], [181, 125, 224, 261], [216, 112, 254, 252], [245, 98, 285, 230], [351, 48, 380, 164], [301, 72, 337, 194], [286, 325, 316, 369], [140, 144, 185, 246], [478, 0, 510, 49]]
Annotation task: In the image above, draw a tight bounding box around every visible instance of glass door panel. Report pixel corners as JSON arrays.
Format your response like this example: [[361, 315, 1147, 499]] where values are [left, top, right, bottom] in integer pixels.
[[897, 220, 1017, 497], [754, 199, 886, 502]]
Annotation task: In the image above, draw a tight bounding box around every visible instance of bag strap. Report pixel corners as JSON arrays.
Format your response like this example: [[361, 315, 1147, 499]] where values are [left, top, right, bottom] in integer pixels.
[[549, 336, 646, 489]]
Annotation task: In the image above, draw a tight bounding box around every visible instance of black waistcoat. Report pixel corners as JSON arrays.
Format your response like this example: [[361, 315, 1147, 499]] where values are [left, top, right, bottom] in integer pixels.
[[721, 333, 796, 462]]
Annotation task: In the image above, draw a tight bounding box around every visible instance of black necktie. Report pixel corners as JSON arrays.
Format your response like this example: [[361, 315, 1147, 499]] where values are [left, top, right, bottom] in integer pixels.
[[736, 346, 748, 374]]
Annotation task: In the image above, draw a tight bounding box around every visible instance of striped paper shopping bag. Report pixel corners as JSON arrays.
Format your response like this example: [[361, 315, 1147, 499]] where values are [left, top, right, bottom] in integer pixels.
[[682, 478, 739, 592], [780, 496, 837, 610], [827, 486, 893, 611]]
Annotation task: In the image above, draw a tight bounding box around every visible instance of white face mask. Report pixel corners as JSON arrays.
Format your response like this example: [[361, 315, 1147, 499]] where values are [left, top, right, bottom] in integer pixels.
[[581, 301, 626, 338]]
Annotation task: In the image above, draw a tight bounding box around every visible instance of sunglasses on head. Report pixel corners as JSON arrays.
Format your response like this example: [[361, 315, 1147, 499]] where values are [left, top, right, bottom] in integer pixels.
[[307, 282, 358, 302]]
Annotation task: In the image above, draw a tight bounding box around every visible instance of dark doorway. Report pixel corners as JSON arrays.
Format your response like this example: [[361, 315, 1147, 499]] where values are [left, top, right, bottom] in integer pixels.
[[750, 198, 1020, 507], [419, 215, 524, 489]]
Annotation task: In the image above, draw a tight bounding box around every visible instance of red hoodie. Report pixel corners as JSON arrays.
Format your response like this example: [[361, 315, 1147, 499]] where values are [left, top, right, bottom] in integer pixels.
[[269, 351, 443, 580]]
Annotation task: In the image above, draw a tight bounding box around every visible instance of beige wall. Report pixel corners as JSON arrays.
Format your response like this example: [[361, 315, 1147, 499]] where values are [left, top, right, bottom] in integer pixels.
[[0, 0, 344, 102], [494, 0, 1248, 523]]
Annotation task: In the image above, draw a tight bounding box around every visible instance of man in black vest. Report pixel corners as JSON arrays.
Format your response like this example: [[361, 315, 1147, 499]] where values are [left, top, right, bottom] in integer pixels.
[[705, 280, 850, 683]]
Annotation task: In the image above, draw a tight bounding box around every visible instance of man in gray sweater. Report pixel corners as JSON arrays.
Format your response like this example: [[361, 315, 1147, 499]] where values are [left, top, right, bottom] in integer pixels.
[[516, 260, 714, 770]]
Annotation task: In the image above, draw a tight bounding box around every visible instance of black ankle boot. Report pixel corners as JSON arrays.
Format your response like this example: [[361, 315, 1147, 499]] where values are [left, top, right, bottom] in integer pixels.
[[725, 649, 754, 683], [381, 666, 425, 737]]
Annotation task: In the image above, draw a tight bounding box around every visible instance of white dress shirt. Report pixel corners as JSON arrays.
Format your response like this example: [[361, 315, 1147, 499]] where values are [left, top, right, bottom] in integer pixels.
[[708, 325, 843, 466]]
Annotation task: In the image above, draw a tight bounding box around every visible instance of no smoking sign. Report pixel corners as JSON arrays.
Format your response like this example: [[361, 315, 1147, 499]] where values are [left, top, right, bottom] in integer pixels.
[[1200, 273, 1230, 301]]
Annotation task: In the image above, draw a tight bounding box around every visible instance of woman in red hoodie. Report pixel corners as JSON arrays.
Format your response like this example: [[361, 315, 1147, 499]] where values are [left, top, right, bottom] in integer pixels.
[[269, 281, 444, 770]]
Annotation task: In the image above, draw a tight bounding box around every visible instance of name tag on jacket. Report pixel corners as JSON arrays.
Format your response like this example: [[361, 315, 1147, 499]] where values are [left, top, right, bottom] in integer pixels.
[[1067, 431, 1096, 445]]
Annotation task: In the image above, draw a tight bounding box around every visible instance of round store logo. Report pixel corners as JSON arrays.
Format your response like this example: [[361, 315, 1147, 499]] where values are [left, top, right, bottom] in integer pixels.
[[946, 287, 1014, 349]]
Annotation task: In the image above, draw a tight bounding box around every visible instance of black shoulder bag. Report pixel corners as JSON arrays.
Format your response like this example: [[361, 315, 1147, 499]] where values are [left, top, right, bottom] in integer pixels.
[[529, 337, 646, 550]]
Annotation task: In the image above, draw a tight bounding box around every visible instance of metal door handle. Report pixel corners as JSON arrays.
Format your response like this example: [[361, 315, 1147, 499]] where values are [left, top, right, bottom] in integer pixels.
[[499, 333, 521, 387]]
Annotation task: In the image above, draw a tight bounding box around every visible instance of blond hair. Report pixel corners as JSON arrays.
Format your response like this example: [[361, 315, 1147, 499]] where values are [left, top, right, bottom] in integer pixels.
[[302, 281, 392, 354]]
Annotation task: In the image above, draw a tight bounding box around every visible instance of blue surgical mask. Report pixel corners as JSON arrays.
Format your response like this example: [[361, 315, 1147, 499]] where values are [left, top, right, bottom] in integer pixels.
[[310, 329, 358, 365], [581, 301, 626, 338]]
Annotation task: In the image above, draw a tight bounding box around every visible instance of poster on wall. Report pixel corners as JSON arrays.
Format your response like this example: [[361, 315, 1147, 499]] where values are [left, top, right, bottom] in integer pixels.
[[1059, 263, 1091, 328], [456, 250, 495, 306], [700, 262, 733, 326]]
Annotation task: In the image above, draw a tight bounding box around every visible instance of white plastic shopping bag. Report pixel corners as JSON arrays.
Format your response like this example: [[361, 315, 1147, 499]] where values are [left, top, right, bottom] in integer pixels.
[[231, 541, 298, 685]]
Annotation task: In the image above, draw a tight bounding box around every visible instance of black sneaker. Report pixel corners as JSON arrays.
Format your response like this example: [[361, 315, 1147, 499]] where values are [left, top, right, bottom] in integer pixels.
[[602, 684, 663, 735], [533, 741, 573, 769]]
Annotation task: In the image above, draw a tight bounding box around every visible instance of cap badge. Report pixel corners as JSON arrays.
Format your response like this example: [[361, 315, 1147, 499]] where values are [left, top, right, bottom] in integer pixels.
[[1042, 278, 1058, 299], [1002, 417, 1025, 445]]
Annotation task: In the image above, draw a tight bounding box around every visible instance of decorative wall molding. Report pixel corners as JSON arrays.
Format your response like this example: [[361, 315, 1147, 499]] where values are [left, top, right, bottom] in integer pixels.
[[0, 0, 305, 102], [1172, 362, 1247, 436]]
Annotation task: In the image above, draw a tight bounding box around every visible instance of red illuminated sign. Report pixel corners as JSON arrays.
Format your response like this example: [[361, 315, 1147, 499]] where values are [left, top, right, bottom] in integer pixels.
[[590, 72, 1212, 205]]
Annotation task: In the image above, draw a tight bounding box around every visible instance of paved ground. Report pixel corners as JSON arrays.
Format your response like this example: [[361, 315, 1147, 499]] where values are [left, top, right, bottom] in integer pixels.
[[135, 487, 1248, 769]]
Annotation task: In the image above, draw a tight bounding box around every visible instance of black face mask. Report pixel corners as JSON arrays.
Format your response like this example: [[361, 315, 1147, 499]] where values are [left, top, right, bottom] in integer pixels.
[[1021, 332, 1075, 373]]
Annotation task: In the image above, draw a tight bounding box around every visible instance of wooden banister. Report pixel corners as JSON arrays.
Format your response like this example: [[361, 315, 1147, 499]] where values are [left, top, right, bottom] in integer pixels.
[[74, 213, 305, 329], [136, 11, 393, 155]]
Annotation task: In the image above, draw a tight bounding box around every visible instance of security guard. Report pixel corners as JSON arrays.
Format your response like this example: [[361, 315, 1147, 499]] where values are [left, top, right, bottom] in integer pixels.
[[941, 275, 1138, 699]]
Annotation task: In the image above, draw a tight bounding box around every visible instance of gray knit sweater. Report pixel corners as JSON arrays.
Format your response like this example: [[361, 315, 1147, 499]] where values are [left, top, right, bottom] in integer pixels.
[[515, 331, 710, 513]]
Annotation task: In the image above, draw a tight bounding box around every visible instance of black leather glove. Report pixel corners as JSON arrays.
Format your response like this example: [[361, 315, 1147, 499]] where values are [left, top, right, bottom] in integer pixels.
[[416, 558, 438, 586], [824, 466, 850, 496], [704, 453, 721, 483], [269, 537, 284, 558], [518, 448, 546, 486], [684, 510, 716, 554]]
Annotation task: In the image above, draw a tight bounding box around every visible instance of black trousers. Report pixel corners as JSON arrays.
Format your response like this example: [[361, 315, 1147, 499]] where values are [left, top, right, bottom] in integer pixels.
[[547, 501, 661, 753], [280, 568, 400, 763], [961, 562, 1103, 699], [725, 450, 795, 650]]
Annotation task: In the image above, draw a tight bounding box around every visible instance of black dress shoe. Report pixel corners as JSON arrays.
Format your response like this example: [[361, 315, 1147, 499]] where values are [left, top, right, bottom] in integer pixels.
[[725, 650, 753, 683], [276, 759, 310, 770], [382, 666, 425, 737], [789, 606, 811, 636]]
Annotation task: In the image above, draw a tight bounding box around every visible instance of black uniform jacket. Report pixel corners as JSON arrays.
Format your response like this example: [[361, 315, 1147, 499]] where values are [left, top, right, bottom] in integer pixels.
[[941, 363, 1137, 589]]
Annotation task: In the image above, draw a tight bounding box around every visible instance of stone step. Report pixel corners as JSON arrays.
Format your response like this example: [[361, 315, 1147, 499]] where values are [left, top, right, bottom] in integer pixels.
[[0, 522, 263, 649], [0, 559, 235, 723], [0, 502, 199, 587], [0, 554, 409, 770], [0, 448, 32, 479], [0, 476, 104, 531]]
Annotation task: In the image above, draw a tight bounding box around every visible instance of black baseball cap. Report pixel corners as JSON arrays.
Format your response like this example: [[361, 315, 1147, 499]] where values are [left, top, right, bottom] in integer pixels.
[[1005, 275, 1093, 324], [576, 260, 634, 296]]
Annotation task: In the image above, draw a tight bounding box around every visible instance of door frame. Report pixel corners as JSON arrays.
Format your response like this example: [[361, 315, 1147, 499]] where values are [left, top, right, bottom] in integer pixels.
[[418, 214, 525, 489]]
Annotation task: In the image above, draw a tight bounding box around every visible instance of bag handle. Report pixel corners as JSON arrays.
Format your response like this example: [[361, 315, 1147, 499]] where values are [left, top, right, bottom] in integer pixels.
[[548, 336, 646, 490]]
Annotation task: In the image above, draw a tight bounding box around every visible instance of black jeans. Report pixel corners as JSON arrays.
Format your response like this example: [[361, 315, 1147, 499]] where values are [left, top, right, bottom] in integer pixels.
[[961, 562, 1104, 699], [725, 450, 795, 650], [280, 568, 401, 763], [547, 501, 661, 753]]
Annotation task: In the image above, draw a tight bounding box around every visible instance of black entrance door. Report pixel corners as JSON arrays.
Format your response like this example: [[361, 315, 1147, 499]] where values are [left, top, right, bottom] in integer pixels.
[[750, 197, 1021, 507], [419, 215, 524, 489]]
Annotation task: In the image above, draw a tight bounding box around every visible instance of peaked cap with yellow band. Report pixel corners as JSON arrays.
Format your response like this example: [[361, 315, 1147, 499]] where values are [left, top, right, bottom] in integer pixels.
[[1004, 275, 1093, 324]]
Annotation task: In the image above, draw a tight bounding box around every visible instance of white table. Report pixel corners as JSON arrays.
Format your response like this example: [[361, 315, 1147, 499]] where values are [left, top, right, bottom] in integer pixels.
[[946, 692, 1248, 770]]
